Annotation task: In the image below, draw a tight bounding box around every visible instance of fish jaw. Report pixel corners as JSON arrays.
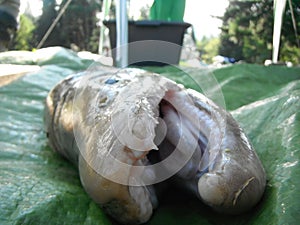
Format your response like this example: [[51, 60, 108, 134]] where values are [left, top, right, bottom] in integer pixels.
[[78, 155, 154, 224], [198, 162, 266, 214], [163, 89, 267, 214], [196, 125, 266, 214]]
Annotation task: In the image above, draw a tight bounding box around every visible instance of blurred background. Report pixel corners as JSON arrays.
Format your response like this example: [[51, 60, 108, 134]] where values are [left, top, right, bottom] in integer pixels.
[[5, 0, 300, 65]]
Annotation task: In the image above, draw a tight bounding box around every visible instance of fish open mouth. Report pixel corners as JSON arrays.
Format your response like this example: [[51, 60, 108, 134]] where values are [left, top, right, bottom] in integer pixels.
[[108, 86, 227, 224], [108, 87, 221, 206], [75, 72, 225, 194], [149, 96, 210, 178], [74, 74, 223, 220], [141, 95, 211, 208]]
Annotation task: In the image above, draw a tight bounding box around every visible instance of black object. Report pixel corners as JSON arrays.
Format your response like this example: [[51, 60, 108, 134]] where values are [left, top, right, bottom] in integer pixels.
[[103, 20, 191, 66], [0, 9, 18, 51]]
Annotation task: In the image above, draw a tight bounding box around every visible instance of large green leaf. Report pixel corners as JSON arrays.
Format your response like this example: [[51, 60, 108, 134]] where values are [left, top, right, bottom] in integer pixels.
[[0, 47, 299, 224]]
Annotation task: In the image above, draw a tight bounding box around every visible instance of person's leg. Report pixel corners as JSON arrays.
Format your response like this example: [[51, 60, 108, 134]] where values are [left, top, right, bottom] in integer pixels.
[[0, 0, 20, 51]]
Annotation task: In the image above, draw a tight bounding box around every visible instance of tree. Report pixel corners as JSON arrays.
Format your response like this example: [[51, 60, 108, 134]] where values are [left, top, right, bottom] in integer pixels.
[[197, 36, 220, 64], [35, 0, 61, 47], [36, 0, 102, 51], [12, 14, 36, 50], [219, 0, 300, 64], [59, 0, 101, 51]]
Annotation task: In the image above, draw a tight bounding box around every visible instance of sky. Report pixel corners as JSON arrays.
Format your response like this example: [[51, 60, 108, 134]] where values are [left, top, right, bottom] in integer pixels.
[[184, 0, 229, 39], [20, 0, 229, 40]]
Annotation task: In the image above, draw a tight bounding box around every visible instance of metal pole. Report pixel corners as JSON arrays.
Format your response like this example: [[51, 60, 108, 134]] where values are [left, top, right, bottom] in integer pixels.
[[115, 0, 128, 67], [272, 0, 287, 63], [98, 0, 112, 54]]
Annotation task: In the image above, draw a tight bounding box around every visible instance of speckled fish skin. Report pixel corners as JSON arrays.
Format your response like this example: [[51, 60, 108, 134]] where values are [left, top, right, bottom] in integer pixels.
[[44, 67, 266, 224]]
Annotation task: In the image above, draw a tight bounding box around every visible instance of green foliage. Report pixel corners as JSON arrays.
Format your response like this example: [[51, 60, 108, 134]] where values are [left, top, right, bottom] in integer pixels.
[[219, 0, 300, 64], [280, 41, 300, 63], [197, 36, 220, 64], [12, 14, 36, 50]]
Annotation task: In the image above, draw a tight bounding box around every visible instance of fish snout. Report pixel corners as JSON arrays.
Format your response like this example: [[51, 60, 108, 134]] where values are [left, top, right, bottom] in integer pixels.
[[198, 168, 264, 214]]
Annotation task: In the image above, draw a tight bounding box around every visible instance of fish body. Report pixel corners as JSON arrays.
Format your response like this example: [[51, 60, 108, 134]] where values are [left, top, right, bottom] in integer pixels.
[[44, 67, 266, 224]]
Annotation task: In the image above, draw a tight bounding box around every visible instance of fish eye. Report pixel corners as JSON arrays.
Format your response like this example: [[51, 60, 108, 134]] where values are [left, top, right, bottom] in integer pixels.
[[105, 78, 119, 84]]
